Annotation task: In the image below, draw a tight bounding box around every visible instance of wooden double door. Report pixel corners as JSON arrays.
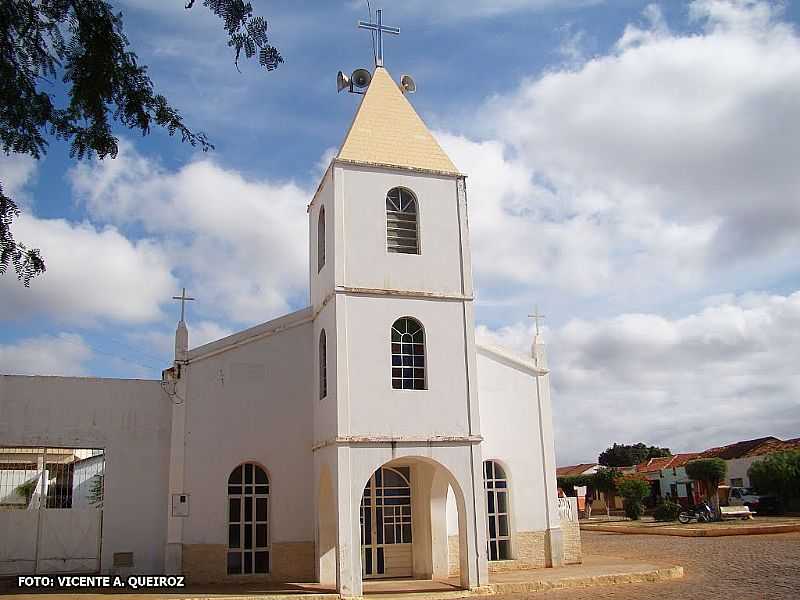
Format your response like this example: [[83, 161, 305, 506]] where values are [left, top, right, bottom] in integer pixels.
[[360, 466, 413, 578]]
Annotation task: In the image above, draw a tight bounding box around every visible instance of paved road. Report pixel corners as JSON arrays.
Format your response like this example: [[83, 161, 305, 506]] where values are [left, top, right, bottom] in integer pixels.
[[499, 530, 800, 600]]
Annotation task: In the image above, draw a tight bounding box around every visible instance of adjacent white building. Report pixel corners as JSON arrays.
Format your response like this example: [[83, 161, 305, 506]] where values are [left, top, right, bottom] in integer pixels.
[[0, 65, 579, 595]]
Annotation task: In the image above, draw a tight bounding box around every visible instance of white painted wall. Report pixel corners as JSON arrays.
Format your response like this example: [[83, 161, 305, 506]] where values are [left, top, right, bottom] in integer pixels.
[[335, 165, 468, 297], [338, 294, 473, 437], [446, 350, 553, 536], [725, 456, 761, 488], [0, 375, 170, 574], [182, 319, 315, 546], [310, 166, 335, 312]]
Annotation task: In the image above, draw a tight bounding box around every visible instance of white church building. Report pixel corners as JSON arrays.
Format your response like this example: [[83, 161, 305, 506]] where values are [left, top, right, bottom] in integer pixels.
[[0, 62, 580, 595]]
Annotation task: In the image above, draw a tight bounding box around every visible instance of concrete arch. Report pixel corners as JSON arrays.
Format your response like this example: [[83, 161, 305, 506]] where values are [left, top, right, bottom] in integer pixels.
[[353, 453, 477, 592]]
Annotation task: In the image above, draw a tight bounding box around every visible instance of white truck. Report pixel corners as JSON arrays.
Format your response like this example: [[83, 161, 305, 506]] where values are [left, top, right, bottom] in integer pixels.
[[726, 486, 779, 513]]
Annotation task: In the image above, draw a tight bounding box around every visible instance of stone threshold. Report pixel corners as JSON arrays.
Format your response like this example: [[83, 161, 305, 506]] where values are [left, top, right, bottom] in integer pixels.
[[2, 562, 683, 600]]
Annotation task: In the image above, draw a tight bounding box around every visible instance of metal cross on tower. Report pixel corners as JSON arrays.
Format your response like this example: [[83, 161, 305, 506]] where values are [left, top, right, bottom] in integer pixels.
[[358, 9, 400, 68], [172, 287, 195, 322], [528, 305, 546, 336]]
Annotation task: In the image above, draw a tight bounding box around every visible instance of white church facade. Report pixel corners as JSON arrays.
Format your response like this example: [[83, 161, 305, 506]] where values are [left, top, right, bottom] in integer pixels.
[[0, 66, 579, 595]]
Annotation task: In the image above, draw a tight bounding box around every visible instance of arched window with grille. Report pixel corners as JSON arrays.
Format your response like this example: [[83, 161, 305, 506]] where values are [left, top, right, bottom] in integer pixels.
[[386, 187, 419, 254], [484, 460, 511, 561], [227, 463, 269, 575], [391, 317, 426, 390], [319, 329, 327, 399], [318, 206, 326, 272]]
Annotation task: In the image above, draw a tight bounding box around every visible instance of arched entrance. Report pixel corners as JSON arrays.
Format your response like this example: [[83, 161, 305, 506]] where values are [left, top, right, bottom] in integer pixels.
[[355, 456, 476, 590], [360, 466, 412, 578]]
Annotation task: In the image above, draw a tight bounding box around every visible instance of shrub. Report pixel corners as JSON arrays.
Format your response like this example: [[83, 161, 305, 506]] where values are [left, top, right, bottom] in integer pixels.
[[748, 450, 800, 511], [622, 498, 643, 520], [616, 476, 651, 520], [653, 499, 682, 522]]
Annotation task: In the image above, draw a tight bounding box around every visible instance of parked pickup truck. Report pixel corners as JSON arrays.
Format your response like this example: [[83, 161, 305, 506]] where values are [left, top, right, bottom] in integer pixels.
[[727, 487, 780, 513]]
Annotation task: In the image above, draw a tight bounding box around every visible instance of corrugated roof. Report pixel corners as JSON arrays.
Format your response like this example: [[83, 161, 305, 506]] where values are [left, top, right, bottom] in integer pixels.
[[337, 67, 460, 176]]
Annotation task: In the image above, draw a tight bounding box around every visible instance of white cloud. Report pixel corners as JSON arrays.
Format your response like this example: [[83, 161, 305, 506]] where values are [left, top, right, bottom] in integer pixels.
[[487, 0, 800, 267], [0, 333, 92, 376], [69, 141, 310, 325], [1, 215, 175, 325], [478, 290, 800, 464], [0, 154, 37, 205], [434, 0, 800, 322]]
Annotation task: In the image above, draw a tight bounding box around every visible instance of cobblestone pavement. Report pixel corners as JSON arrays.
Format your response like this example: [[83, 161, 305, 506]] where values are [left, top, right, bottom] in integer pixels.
[[497, 531, 800, 600]]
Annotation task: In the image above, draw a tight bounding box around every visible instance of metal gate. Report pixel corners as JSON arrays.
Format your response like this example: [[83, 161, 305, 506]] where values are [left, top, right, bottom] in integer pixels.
[[0, 447, 104, 575], [360, 466, 413, 579]]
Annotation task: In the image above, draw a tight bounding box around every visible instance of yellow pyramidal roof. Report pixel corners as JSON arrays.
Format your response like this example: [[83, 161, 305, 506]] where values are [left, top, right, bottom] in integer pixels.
[[337, 67, 461, 176]]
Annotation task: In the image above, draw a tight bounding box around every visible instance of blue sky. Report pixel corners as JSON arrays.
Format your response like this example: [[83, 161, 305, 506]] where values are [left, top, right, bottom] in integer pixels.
[[3, 0, 800, 463]]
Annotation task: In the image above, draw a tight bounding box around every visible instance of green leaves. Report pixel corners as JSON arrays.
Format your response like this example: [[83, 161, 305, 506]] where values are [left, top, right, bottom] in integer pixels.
[[193, 1, 283, 71], [0, 182, 45, 286], [748, 450, 800, 505], [685, 458, 727, 487], [1, 0, 281, 285]]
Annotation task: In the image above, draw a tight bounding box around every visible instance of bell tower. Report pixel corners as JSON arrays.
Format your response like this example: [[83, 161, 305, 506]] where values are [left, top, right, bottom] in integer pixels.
[[309, 31, 487, 594]]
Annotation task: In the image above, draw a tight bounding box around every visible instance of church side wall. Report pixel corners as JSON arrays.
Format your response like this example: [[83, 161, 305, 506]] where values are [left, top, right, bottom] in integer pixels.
[[180, 321, 315, 584], [0, 375, 170, 575], [446, 352, 566, 571]]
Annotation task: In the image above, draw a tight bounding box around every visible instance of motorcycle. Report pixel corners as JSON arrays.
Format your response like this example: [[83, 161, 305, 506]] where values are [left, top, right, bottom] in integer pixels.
[[678, 500, 714, 524]]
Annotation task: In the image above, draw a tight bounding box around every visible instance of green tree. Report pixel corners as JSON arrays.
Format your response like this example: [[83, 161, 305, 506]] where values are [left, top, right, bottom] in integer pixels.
[[685, 458, 727, 519], [616, 476, 650, 520], [556, 474, 592, 497], [748, 450, 800, 511], [15, 478, 38, 507], [1, 0, 282, 284], [592, 467, 621, 519], [598, 443, 672, 467]]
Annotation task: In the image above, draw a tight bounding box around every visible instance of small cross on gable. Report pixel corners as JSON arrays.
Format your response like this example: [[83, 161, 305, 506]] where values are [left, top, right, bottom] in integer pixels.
[[528, 305, 546, 336], [172, 287, 195, 322]]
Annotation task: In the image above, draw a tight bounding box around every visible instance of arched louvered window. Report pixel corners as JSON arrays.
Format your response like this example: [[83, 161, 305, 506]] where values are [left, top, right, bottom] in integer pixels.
[[391, 317, 426, 390], [484, 460, 511, 561], [386, 187, 419, 254], [227, 463, 269, 574], [319, 329, 327, 399], [318, 206, 326, 272]]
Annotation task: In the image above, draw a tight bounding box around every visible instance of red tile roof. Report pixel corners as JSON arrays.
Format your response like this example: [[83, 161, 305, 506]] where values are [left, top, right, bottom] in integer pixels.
[[636, 453, 701, 473], [700, 437, 780, 460]]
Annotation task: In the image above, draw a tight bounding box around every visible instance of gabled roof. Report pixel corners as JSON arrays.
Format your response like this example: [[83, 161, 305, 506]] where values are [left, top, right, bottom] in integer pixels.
[[636, 453, 701, 473], [187, 307, 313, 362], [337, 67, 460, 176], [556, 464, 598, 477], [700, 437, 780, 460], [475, 343, 548, 376], [732, 437, 800, 458]]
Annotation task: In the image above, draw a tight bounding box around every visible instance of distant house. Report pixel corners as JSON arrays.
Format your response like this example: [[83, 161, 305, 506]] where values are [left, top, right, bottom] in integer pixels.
[[700, 436, 800, 488], [636, 453, 702, 507], [556, 464, 601, 513], [633, 436, 800, 506]]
